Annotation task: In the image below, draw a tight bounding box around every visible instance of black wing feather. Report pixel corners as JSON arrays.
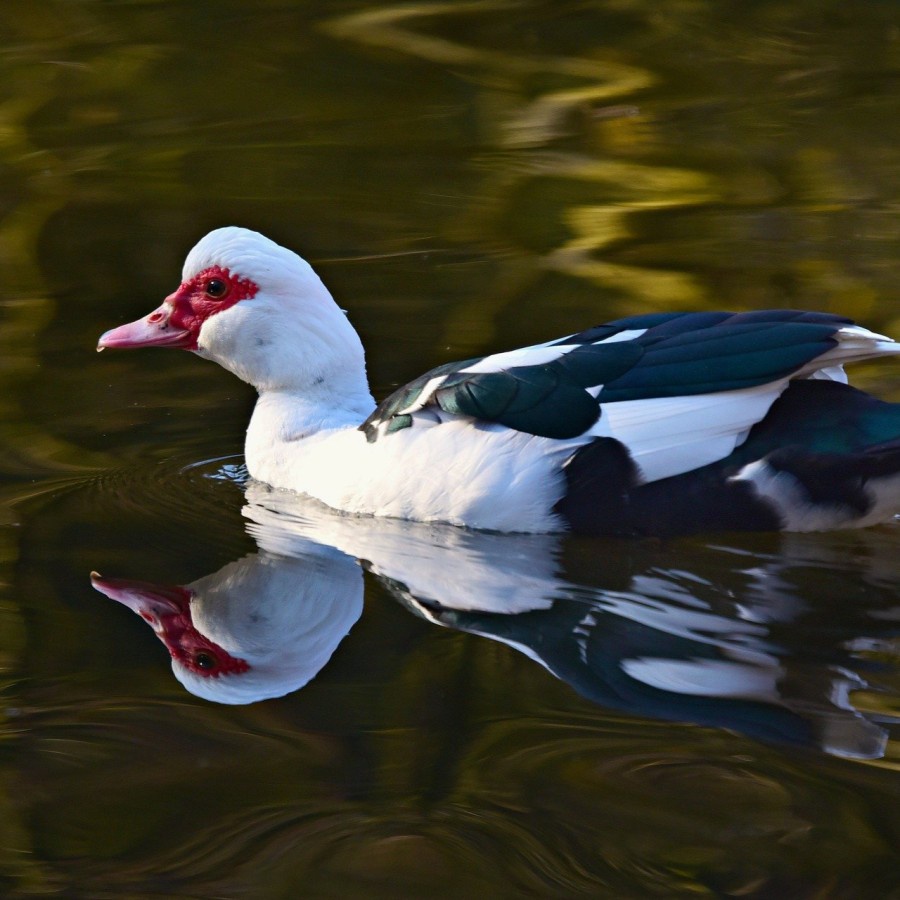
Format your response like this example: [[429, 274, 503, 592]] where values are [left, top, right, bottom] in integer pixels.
[[360, 311, 852, 442]]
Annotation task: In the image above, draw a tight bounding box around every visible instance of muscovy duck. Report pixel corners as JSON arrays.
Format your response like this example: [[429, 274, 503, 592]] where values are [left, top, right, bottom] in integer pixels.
[[97, 227, 900, 535]]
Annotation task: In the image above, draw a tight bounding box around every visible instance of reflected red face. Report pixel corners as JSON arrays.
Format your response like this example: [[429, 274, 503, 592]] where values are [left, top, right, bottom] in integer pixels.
[[151, 601, 252, 678], [91, 574, 250, 678], [160, 266, 260, 350]]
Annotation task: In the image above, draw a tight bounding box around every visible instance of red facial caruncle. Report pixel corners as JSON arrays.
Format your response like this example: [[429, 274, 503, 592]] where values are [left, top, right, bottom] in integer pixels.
[[162, 266, 259, 349], [97, 266, 259, 352]]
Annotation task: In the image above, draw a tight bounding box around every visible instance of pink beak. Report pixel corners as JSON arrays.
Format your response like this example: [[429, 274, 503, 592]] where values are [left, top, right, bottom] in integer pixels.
[[97, 304, 192, 351]]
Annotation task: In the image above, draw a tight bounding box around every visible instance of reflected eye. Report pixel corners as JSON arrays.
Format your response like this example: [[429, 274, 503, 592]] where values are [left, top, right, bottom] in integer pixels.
[[194, 651, 218, 670], [204, 278, 229, 299]]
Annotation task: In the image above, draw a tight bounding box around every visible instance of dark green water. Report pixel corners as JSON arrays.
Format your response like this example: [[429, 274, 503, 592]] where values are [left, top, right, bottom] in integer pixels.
[[2, 1, 899, 895]]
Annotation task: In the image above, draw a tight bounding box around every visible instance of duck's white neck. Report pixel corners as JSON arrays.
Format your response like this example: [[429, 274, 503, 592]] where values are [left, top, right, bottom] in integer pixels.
[[249, 377, 374, 440], [245, 366, 375, 471]]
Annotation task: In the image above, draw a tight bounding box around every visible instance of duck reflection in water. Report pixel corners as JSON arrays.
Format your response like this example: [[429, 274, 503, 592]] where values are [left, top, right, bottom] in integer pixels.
[[92, 483, 899, 760]]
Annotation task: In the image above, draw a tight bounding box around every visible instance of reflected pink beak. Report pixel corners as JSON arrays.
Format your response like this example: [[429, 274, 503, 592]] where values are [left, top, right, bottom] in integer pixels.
[[90, 571, 191, 627], [90, 571, 250, 677], [97, 304, 193, 351]]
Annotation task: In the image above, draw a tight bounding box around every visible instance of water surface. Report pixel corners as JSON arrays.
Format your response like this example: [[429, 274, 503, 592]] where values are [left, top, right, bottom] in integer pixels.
[[1, 1, 899, 895]]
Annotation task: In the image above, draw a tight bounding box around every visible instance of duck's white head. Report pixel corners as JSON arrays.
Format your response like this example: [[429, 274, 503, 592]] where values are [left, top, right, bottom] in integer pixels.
[[98, 227, 368, 394]]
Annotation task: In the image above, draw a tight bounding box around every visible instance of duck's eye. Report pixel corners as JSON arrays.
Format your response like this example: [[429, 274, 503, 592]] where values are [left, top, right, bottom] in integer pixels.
[[204, 278, 228, 299], [194, 651, 218, 670]]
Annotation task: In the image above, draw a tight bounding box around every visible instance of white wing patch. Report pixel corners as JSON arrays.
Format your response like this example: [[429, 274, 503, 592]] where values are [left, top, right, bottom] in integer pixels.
[[457, 328, 648, 377], [592, 328, 647, 344], [591, 383, 786, 483], [459, 342, 579, 374]]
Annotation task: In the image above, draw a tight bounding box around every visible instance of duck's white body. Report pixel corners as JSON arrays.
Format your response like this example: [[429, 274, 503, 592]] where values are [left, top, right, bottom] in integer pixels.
[[246, 394, 569, 530], [98, 226, 900, 536]]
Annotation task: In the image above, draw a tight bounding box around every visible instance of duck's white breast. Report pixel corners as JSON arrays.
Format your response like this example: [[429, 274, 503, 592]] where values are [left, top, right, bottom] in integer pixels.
[[248, 419, 570, 532]]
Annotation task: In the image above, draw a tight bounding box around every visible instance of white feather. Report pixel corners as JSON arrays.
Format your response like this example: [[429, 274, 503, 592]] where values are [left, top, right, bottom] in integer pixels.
[[459, 342, 578, 374], [593, 328, 647, 344], [796, 324, 899, 377], [807, 365, 848, 383], [590, 384, 785, 483], [246, 393, 569, 531]]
